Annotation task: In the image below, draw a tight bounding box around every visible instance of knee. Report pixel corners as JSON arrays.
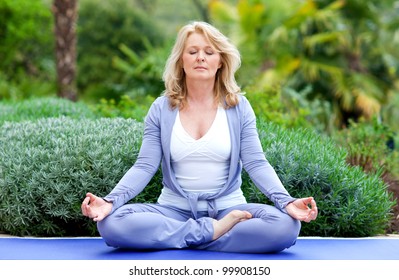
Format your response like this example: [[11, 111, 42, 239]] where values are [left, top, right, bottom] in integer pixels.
[[240, 212, 301, 253], [273, 214, 301, 252], [96, 215, 121, 247], [96, 206, 136, 245], [257, 210, 301, 252], [285, 214, 301, 238], [283, 213, 301, 236], [255, 207, 301, 235], [96, 217, 109, 237]]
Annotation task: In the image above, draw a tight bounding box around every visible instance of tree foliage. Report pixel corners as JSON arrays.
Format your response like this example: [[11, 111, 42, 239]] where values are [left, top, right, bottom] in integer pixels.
[[0, 0, 55, 100], [76, 0, 167, 101], [209, 0, 399, 132]]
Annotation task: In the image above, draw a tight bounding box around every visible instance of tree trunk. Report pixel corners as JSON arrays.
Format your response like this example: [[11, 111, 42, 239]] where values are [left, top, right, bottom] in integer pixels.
[[52, 0, 78, 101]]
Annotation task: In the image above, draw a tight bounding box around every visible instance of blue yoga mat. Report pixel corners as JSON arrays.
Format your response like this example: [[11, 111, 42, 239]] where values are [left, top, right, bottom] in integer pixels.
[[1, 236, 398, 260]]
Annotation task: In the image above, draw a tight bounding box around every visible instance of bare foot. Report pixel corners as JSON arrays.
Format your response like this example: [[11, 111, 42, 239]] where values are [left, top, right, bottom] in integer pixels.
[[212, 210, 252, 240]]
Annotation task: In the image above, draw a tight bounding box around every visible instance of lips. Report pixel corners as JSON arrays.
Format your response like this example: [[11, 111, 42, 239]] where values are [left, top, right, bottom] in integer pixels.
[[194, 66, 207, 70]]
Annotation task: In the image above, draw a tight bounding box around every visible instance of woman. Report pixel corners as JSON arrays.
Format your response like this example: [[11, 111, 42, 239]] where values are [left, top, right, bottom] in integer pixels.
[[81, 21, 318, 253]]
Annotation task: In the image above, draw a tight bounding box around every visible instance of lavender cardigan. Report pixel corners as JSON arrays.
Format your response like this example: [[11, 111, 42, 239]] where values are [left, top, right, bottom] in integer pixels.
[[104, 95, 295, 219]]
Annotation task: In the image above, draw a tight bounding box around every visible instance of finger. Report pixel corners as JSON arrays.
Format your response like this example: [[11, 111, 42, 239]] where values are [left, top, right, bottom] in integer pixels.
[[305, 197, 314, 205], [93, 214, 102, 222], [83, 201, 99, 219], [298, 197, 311, 208], [93, 210, 106, 222], [83, 204, 92, 218], [87, 207, 99, 221], [81, 196, 90, 216], [86, 192, 97, 203], [313, 206, 318, 217], [307, 210, 317, 222], [299, 207, 314, 222], [310, 199, 318, 216], [310, 198, 317, 208], [304, 215, 312, 223]]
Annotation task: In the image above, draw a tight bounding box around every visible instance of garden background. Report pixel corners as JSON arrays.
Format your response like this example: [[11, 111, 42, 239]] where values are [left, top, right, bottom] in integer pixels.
[[0, 0, 398, 238]]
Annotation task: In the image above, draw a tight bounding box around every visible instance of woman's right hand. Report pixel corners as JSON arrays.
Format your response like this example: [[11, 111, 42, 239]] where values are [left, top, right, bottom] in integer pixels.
[[81, 192, 112, 222]]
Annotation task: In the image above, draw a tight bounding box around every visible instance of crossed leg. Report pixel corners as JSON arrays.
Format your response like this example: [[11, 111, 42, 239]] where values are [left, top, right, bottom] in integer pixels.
[[97, 203, 300, 253], [197, 203, 301, 253]]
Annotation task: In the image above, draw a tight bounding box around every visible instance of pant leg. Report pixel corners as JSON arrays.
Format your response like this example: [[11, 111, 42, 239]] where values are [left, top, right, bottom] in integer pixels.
[[196, 203, 301, 253], [97, 203, 214, 250]]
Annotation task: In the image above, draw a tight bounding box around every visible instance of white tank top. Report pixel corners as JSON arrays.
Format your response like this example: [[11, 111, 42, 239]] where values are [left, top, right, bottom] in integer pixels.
[[157, 107, 247, 211]]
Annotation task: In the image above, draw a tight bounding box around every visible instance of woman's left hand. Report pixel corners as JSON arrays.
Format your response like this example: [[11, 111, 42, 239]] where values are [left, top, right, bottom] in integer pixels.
[[285, 197, 318, 223]]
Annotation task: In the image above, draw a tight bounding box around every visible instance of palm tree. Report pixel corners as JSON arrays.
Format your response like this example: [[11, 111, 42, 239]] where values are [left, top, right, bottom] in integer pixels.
[[52, 0, 78, 101], [210, 0, 399, 131]]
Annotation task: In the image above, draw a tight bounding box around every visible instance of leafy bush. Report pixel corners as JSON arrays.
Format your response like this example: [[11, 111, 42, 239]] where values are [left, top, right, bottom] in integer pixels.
[[0, 117, 162, 236], [245, 87, 311, 129], [0, 0, 55, 100], [77, 0, 166, 101], [0, 72, 56, 101], [0, 116, 394, 237], [112, 42, 170, 100], [90, 95, 155, 122], [0, 0, 53, 77], [245, 85, 334, 133], [332, 118, 399, 180], [242, 121, 395, 237], [0, 97, 97, 125]]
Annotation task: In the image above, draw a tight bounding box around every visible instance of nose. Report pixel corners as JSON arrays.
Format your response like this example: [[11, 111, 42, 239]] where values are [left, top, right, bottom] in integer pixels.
[[197, 51, 205, 62]]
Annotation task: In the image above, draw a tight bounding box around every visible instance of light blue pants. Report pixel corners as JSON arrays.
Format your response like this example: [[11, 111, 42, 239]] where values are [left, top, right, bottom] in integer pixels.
[[97, 203, 301, 253]]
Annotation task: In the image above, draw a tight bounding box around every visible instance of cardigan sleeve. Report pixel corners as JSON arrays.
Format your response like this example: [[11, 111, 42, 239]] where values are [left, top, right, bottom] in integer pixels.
[[238, 96, 296, 211], [103, 97, 164, 213]]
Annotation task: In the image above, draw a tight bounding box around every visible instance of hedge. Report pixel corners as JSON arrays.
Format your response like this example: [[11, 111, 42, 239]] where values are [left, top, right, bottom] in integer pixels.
[[248, 120, 395, 237], [0, 117, 394, 237], [0, 97, 97, 125], [0, 117, 155, 236]]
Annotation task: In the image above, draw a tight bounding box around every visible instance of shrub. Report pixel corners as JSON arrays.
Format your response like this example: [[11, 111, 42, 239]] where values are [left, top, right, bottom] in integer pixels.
[[77, 0, 166, 101], [245, 87, 310, 129], [0, 72, 56, 101], [111, 42, 170, 101], [0, 116, 394, 237], [0, 117, 163, 236], [89, 95, 155, 123], [0, 97, 97, 125], [332, 118, 399, 180], [0, 0, 53, 78], [242, 120, 395, 237], [244, 85, 334, 133], [0, 0, 55, 100]]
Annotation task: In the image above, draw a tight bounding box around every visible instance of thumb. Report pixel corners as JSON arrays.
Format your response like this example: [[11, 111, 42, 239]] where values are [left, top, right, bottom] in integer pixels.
[[86, 192, 98, 203], [93, 215, 103, 222]]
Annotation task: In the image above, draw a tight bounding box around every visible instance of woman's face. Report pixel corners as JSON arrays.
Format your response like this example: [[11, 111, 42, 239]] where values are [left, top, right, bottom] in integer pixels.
[[182, 32, 221, 82]]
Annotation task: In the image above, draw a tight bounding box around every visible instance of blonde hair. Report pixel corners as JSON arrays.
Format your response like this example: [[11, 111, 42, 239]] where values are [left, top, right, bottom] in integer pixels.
[[162, 21, 242, 109]]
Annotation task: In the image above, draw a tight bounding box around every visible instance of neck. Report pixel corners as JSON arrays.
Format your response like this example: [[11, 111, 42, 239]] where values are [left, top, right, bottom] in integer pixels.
[[185, 78, 215, 103]]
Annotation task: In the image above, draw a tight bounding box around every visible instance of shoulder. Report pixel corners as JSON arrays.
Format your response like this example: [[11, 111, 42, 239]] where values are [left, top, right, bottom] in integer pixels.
[[237, 94, 250, 106], [147, 95, 171, 114], [225, 94, 255, 128], [152, 95, 169, 107], [145, 95, 177, 124], [145, 96, 167, 122], [232, 93, 254, 114], [236, 94, 256, 127]]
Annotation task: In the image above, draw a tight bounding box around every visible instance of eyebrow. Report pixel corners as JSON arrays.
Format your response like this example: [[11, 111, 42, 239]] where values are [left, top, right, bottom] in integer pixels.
[[185, 44, 214, 49]]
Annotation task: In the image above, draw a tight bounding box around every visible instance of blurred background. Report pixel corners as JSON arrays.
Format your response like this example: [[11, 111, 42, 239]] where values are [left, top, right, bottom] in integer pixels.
[[1, 0, 398, 234], [0, 0, 398, 132]]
